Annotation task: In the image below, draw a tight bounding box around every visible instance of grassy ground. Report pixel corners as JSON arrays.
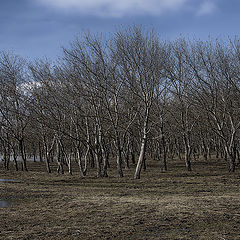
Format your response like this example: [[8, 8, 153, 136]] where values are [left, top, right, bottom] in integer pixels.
[[1, 158, 240, 240]]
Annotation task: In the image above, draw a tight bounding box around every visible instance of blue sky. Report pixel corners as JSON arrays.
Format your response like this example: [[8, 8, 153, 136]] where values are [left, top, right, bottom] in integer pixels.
[[0, 0, 239, 60]]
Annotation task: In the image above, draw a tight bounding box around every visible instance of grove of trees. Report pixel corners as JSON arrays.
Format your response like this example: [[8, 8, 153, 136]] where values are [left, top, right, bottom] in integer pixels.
[[1, 26, 240, 179]]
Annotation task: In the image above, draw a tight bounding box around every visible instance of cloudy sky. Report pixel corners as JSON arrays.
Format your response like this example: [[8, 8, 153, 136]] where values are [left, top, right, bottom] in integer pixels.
[[0, 0, 239, 60]]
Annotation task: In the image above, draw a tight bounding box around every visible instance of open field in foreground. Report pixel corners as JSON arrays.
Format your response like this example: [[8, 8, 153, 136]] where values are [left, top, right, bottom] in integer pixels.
[[1, 159, 240, 240]]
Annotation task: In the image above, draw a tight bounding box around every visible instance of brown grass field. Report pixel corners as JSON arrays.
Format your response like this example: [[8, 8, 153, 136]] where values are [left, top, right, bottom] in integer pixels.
[[1, 157, 240, 240]]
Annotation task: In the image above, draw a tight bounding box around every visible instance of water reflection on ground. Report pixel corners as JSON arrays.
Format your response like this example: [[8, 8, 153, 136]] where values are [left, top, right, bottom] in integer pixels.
[[0, 179, 15, 182], [0, 200, 9, 208], [0, 179, 15, 207]]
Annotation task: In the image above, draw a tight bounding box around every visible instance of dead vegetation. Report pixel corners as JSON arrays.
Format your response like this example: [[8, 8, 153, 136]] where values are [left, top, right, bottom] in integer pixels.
[[1, 158, 240, 240]]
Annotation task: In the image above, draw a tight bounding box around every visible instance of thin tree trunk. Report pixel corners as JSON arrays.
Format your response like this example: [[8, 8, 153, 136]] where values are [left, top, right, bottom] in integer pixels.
[[134, 110, 149, 179], [134, 136, 147, 179], [56, 142, 64, 174], [3, 147, 10, 171], [76, 144, 87, 177], [12, 145, 18, 171], [161, 132, 167, 171], [226, 145, 236, 173], [115, 135, 124, 178], [39, 141, 43, 162], [89, 149, 95, 168], [99, 126, 108, 177], [134, 107, 150, 179], [94, 127, 102, 177], [19, 139, 28, 171], [43, 136, 55, 174], [183, 136, 192, 171]]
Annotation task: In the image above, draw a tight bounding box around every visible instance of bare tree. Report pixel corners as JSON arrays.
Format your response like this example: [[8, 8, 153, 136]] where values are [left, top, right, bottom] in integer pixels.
[[0, 52, 30, 171], [115, 26, 167, 179]]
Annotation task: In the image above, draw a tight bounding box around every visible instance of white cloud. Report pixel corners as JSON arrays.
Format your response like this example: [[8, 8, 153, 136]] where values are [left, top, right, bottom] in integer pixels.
[[36, 0, 188, 17], [197, 1, 216, 16]]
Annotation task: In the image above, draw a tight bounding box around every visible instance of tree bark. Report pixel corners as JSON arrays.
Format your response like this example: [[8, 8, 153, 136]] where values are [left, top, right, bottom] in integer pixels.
[[134, 110, 149, 179], [19, 139, 28, 171]]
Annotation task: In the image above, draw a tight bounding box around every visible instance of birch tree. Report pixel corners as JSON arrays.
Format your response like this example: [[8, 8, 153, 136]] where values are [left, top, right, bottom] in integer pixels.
[[115, 26, 167, 179]]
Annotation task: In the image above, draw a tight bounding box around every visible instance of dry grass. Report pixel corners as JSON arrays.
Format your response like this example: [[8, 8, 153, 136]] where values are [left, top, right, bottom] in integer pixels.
[[1, 158, 240, 239]]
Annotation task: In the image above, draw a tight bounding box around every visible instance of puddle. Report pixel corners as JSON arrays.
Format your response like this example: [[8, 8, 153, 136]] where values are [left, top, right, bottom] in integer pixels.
[[0, 200, 10, 208], [0, 179, 17, 208], [0, 179, 16, 182]]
